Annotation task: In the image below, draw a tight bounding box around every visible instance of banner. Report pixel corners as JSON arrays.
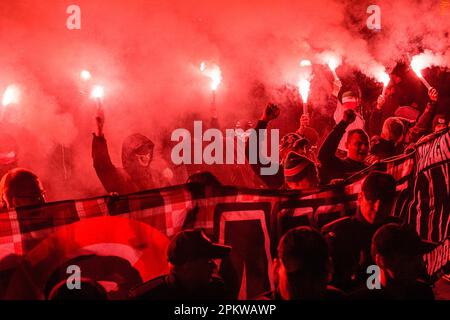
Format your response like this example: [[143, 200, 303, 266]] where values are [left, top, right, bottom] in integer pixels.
[[0, 129, 448, 299]]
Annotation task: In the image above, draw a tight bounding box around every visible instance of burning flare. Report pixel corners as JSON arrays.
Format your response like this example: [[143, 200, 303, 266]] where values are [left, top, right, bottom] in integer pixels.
[[375, 70, 390, 96], [91, 85, 104, 99], [2, 85, 20, 107], [80, 70, 92, 81], [410, 55, 432, 89], [411, 56, 426, 78], [298, 78, 311, 104], [327, 57, 339, 72], [200, 62, 222, 91], [377, 71, 390, 88], [318, 52, 341, 81], [300, 59, 312, 67]]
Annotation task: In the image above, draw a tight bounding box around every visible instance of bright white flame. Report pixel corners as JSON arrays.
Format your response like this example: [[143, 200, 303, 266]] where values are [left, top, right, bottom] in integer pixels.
[[298, 79, 311, 104], [410, 56, 425, 78], [80, 70, 92, 81], [327, 57, 339, 71], [91, 85, 104, 99], [2, 85, 20, 107], [317, 51, 342, 72], [376, 71, 390, 87], [410, 50, 443, 78], [300, 59, 312, 67], [200, 63, 222, 91], [210, 67, 222, 91]]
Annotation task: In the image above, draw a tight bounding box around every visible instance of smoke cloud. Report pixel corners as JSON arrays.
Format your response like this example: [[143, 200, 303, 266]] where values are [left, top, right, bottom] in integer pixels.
[[0, 0, 448, 200]]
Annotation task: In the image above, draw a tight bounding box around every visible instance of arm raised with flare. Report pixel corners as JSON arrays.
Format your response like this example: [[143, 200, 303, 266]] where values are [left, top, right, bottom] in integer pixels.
[[405, 87, 439, 144], [92, 108, 132, 194]]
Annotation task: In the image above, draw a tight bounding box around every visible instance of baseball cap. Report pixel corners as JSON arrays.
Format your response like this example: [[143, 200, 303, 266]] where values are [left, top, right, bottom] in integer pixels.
[[167, 229, 231, 265], [372, 223, 437, 259]]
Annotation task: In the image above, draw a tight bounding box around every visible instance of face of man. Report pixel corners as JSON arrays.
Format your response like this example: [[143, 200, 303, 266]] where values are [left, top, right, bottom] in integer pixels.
[[135, 145, 153, 168], [9, 195, 46, 209], [358, 192, 383, 224], [343, 101, 358, 111], [358, 189, 395, 225], [382, 254, 425, 284], [286, 170, 319, 190], [434, 122, 448, 132], [346, 133, 369, 162], [178, 258, 217, 289]]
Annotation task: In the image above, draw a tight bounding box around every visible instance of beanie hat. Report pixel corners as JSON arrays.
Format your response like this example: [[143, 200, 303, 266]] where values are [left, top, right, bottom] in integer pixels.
[[284, 152, 316, 183]]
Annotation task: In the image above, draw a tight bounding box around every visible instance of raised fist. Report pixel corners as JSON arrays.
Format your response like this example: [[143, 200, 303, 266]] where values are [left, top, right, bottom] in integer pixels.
[[261, 103, 280, 122], [342, 109, 356, 124]]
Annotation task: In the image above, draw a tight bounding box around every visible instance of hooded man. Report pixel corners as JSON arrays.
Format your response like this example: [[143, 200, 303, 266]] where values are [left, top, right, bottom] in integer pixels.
[[92, 108, 168, 194]]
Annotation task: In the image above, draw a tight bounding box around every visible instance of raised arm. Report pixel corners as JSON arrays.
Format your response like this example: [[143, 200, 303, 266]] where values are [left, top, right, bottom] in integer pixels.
[[318, 109, 355, 163], [246, 103, 284, 188], [91, 108, 123, 193], [405, 87, 439, 144]]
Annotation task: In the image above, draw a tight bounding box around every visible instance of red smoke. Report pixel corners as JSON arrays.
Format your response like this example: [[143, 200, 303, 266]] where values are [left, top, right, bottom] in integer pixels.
[[0, 0, 448, 200]]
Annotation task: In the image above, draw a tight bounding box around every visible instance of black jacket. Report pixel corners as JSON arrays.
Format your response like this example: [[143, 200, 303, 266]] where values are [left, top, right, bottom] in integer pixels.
[[322, 212, 400, 291], [318, 120, 367, 185], [92, 133, 164, 194], [246, 120, 285, 189], [129, 274, 227, 300]]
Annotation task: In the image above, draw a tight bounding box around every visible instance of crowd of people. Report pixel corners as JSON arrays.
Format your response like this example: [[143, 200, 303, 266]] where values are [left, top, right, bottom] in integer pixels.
[[0, 67, 448, 300]]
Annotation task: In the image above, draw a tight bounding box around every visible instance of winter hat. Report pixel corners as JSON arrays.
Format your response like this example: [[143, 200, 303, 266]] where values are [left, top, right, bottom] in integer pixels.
[[284, 152, 316, 183]]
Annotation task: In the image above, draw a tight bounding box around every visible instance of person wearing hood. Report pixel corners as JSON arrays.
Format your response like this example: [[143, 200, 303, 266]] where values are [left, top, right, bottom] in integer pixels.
[[91, 108, 167, 194]]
